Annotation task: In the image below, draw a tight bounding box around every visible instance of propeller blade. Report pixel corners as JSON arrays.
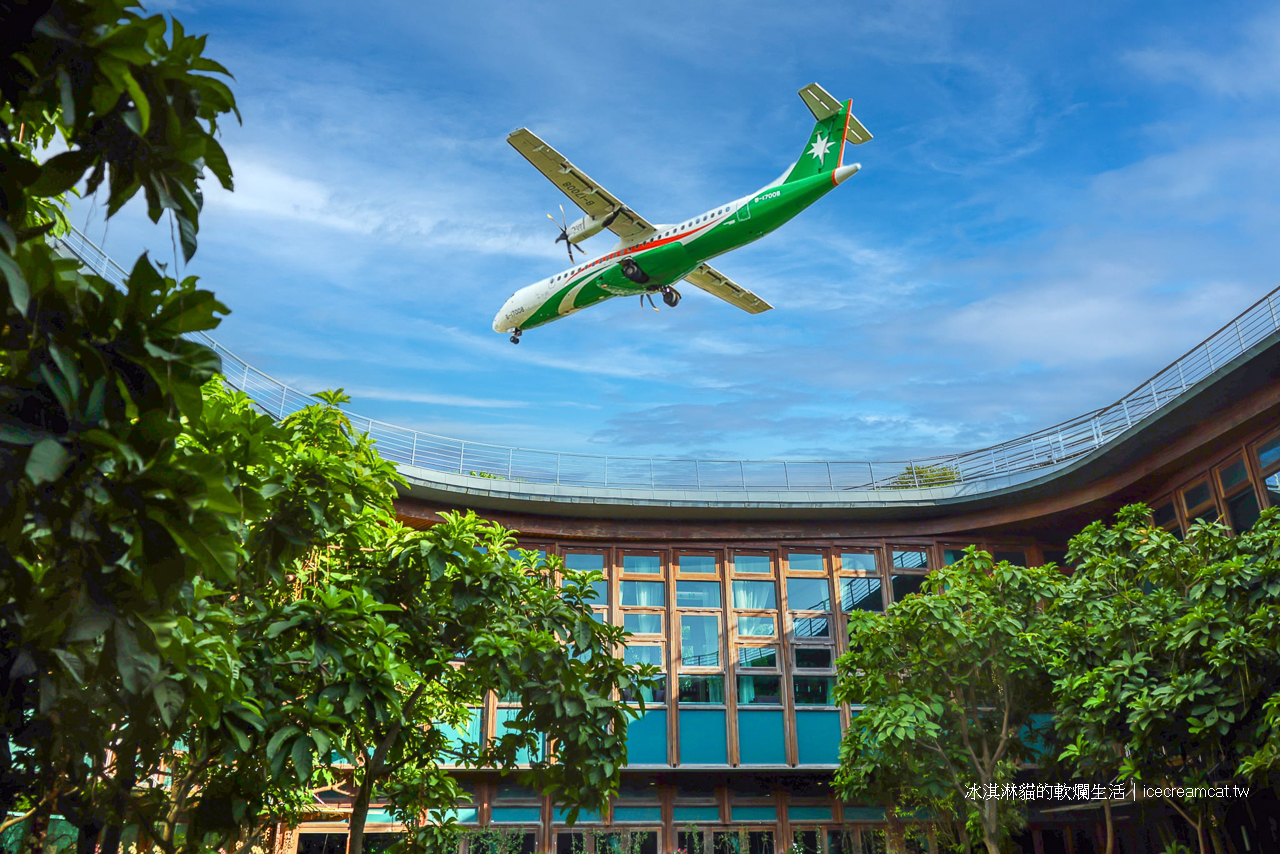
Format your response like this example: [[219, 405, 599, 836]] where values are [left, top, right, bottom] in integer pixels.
[[559, 204, 568, 230]]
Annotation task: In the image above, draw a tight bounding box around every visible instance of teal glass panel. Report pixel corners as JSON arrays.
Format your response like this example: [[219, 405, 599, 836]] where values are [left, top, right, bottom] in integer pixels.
[[942, 549, 965, 565], [625, 645, 663, 667], [624, 613, 663, 635], [1220, 459, 1249, 490], [840, 577, 882, 613], [678, 675, 724, 704], [436, 708, 482, 762], [731, 806, 776, 821], [365, 809, 397, 823], [624, 555, 662, 574], [1259, 435, 1280, 468], [491, 807, 542, 823], [738, 616, 775, 636], [737, 709, 786, 764], [555, 808, 602, 823], [840, 552, 876, 572], [677, 581, 722, 608], [737, 675, 782, 705], [796, 710, 842, 764], [452, 807, 479, 823], [678, 709, 727, 764], [565, 553, 605, 571], [626, 708, 667, 765], [511, 548, 546, 566], [496, 708, 543, 764], [788, 553, 824, 572], [787, 578, 830, 611], [842, 806, 886, 820], [589, 581, 608, 604], [673, 807, 720, 822], [679, 554, 717, 573], [613, 807, 662, 822], [622, 581, 666, 607], [732, 581, 776, 609], [787, 806, 832, 821], [734, 554, 772, 574], [681, 615, 720, 667], [891, 550, 928, 570]]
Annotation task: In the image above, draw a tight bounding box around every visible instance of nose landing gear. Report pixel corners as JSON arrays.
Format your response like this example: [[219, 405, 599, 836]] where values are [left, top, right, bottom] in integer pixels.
[[509, 328, 522, 344]]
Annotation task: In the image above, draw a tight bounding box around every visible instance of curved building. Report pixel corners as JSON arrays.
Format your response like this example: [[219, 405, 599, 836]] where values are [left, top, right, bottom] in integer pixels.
[[59, 229, 1280, 854]]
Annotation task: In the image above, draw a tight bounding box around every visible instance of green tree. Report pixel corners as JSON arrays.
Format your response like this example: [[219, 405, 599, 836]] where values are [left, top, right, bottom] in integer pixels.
[[1049, 505, 1280, 854], [883, 463, 959, 490], [834, 550, 1063, 854]]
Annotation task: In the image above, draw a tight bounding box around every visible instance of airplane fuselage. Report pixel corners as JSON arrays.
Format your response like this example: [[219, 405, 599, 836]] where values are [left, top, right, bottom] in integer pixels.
[[492, 164, 859, 334]]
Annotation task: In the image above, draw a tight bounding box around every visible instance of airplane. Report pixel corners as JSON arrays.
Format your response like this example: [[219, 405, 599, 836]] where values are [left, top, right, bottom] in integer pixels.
[[493, 83, 872, 344]]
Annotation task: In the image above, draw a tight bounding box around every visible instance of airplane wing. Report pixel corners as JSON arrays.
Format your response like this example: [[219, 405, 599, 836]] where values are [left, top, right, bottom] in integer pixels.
[[684, 264, 773, 314], [507, 128, 657, 242]]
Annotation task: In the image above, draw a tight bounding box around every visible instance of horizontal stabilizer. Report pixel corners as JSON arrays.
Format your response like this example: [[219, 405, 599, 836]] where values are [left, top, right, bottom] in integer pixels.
[[798, 83, 843, 121], [845, 113, 873, 145], [684, 264, 772, 314]]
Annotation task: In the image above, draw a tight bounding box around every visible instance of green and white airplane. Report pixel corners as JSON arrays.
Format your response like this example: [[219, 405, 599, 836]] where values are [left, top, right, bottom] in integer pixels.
[[494, 83, 872, 343]]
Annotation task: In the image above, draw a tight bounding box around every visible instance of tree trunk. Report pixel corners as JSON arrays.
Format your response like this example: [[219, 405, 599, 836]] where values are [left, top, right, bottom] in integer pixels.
[[1102, 801, 1114, 854], [347, 765, 376, 854], [101, 737, 140, 854], [981, 800, 1001, 854]]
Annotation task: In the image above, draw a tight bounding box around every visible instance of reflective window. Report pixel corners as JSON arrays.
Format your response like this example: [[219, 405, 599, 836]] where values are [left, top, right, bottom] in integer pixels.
[[621, 581, 665, 607], [624, 646, 663, 667], [734, 554, 772, 574], [681, 615, 720, 667], [840, 552, 876, 572], [679, 554, 718, 574], [677, 581, 721, 608], [624, 613, 663, 635], [788, 553, 824, 572], [1258, 435, 1280, 469], [678, 675, 724, 704], [891, 550, 928, 570], [732, 581, 776, 610], [793, 676, 835, 705], [840, 577, 882, 612], [1183, 480, 1213, 511], [1268, 472, 1280, 507], [737, 616, 776, 637], [795, 648, 832, 669], [565, 553, 605, 572], [737, 675, 782, 705], [738, 646, 777, 668], [793, 616, 830, 638], [623, 554, 662, 574], [942, 549, 966, 565], [787, 578, 830, 611], [891, 574, 926, 602], [1220, 459, 1249, 491]]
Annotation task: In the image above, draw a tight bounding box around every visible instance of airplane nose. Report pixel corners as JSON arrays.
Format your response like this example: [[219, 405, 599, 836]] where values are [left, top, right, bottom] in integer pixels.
[[833, 163, 861, 185]]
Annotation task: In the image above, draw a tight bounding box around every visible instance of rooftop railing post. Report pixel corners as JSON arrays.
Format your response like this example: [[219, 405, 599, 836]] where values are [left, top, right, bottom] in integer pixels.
[[649, 459, 654, 489], [241, 362, 250, 392], [1235, 319, 1247, 355], [508, 448, 514, 481], [604, 457, 609, 488], [867, 462, 876, 492], [739, 461, 746, 490], [556, 455, 561, 485], [909, 461, 920, 489], [1121, 398, 1132, 429], [1268, 293, 1279, 330], [1206, 341, 1216, 372], [695, 460, 701, 489], [411, 433, 418, 467], [459, 441, 466, 475], [826, 462, 833, 489], [1149, 380, 1159, 411], [784, 462, 790, 490], [276, 385, 286, 419], [1177, 360, 1188, 391]]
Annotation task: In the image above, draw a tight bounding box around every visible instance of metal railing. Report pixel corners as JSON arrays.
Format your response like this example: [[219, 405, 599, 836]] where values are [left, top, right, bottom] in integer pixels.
[[53, 226, 1280, 494]]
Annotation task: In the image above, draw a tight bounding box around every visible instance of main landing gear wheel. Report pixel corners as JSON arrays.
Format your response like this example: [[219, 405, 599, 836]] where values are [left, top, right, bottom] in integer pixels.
[[509, 329, 522, 345], [662, 286, 681, 308], [621, 258, 651, 285]]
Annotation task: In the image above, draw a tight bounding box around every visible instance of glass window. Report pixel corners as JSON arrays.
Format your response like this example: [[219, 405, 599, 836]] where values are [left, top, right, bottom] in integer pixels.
[[942, 548, 966, 565], [1257, 435, 1280, 469], [788, 553, 824, 572], [732, 581, 776, 610], [679, 554, 717, 574], [793, 676, 834, 705], [737, 675, 782, 705], [737, 616, 776, 637], [992, 550, 1025, 565], [1183, 480, 1212, 510], [787, 578, 830, 612], [1153, 501, 1177, 528], [621, 581, 665, 607], [624, 613, 663, 635], [891, 550, 928, 570], [565, 553, 605, 572], [891, 574, 926, 602], [678, 675, 724, 704], [795, 648, 832, 669], [840, 552, 876, 572], [1227, 489, 1261, 534], [1267, 472, 1280, 507], [677, 581, 722, 608], [589, 580, 608, 603], [734, 554, 772, 574], [840, 577, 883, 612], [623, 555, 662, 575], [1220, 459, 1249, 491], [1041, 549, 1069, 567], [792, 616, 830, 638], [738, 646, 777, 668], [681, 615, 720, 667], [625, 646, 663, 667]]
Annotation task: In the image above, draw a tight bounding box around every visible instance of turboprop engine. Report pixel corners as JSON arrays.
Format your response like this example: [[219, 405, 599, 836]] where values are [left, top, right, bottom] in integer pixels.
[[549, 205, 626, 262]]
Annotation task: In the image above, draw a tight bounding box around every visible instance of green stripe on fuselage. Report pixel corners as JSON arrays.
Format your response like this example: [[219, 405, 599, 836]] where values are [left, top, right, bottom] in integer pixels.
[[522, 169, 838, 329]]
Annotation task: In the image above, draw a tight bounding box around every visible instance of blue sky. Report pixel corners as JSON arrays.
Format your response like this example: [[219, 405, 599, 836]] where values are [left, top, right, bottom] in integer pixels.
[[80, 0, 1280, 461]]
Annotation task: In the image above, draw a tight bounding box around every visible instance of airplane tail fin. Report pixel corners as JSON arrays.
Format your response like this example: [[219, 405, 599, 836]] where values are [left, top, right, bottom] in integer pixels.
[[782, 84, 872, 184]]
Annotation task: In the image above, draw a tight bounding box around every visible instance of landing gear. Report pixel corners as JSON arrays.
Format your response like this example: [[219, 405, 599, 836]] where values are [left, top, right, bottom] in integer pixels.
[[509, 329, 522, 345], [661, 286, 681, 307], [621, 258, 651, 285]]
